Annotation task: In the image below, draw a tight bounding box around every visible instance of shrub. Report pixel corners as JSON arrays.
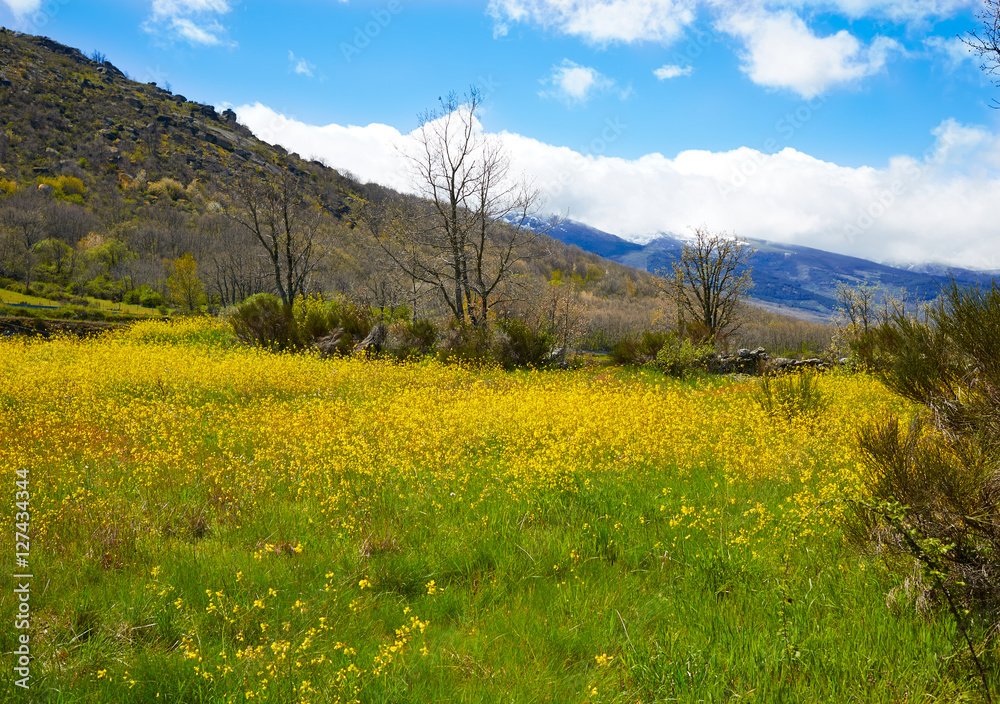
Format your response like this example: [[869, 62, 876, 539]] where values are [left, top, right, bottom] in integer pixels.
[[385, 318, 438, 361], [124, 285, 165, 308], [228, 293, 297, 351], [609, 331, 672, 366], [845, 279, 1000, 619], [38, 175, 86, 200], [140, 288, 165, 308], [437, 322, 492, 366], [148, 178, 186, 201], [652, 335, 714, 378], [293, 295, 374, 356], [753, 370, 827, 418], [83, 275, 126, 302], [0, 277, 26, 294], [493, 318, 555, 370]]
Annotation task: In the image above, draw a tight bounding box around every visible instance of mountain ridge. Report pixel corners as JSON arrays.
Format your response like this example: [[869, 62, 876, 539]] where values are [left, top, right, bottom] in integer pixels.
[[538, 218, 999, 318]]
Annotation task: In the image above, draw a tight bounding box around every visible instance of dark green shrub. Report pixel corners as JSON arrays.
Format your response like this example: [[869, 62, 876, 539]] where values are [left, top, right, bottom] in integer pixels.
[[124, 286, 164, 308], [610, 331, 671, 366], [228, 293, 297, 351], [845, 279, 1000, 618], [293, 295, 374, 355], [83, 275, 126, 302], [139, 288, 165, 308], [609, 337, 640, 366], [577, 328, 617, 352], [493, 318, 554, 369]]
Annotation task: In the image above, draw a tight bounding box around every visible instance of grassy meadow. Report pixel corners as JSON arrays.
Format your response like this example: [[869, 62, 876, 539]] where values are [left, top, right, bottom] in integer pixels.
[[1, 318, 995, 702]]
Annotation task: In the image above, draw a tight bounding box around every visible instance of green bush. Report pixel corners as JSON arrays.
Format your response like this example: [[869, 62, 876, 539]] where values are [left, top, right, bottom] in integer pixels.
[[124, 285, 165, 308], [293, 295, 374, 356], [610, 331, 671, 366], [83, 275, 126, 302], [493, 318, 555, 370], [437, 321, 492, 366], [228, 293, 297, 351], [0, 277, 26, 294], [845, 279, 1000, 618], [29, 282, 64, 300], [386, 318, 438, 361], [652, 335, 714, 378]]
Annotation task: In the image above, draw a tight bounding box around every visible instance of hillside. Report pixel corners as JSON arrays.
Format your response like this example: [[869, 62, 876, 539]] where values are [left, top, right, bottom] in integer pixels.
[[0, 28, 662, 331]]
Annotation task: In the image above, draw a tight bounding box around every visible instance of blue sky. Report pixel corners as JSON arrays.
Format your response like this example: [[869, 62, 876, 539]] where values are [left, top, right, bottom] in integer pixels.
[[2, 0, 999, 268]]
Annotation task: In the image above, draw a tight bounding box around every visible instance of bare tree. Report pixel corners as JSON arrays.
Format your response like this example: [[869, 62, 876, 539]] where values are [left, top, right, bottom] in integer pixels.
[[226, 168, 322, 306], [667, 227, 754, 342], [357, 88, 543, 326], [835, 279, 880, 335], [0, 189, 46, 291], [965, 0, 1000, 105], [205, 220, 270, 307]]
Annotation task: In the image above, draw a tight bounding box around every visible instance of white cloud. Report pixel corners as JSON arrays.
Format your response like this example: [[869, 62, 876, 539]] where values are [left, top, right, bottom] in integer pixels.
[[0, 0, 41, 16], [143, 0, 234, 47], [488, 0, 698, 44], [718, 10, 901, 97], [235, 103, 1000, 270], [924, 35, 976, 69], [540, 60, 626, 104], [779, 0, 976, 24], [487, 0, 974, 46], [288, 51, 316, 77], [653, 63, 693, 79], [150, 0, 230, 16]]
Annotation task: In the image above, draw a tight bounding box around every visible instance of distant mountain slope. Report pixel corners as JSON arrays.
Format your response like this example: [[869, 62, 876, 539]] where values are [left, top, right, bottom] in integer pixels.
[[544, 220, 999, 318]]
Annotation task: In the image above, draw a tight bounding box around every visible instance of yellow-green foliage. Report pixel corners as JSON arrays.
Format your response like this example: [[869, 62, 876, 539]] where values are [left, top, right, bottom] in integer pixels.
[[38, 174, 86, 200], [0, 319, 983, 703], [0, 178, 17, 195], [147, 177, 186, 200]]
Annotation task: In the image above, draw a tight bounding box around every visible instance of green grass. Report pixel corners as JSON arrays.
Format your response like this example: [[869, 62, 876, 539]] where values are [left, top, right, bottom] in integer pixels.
[[0, 287, 163, 317]]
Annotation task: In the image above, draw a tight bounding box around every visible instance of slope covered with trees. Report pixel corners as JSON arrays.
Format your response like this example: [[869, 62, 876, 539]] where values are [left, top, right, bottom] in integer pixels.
[[0, 29, 670, 343]]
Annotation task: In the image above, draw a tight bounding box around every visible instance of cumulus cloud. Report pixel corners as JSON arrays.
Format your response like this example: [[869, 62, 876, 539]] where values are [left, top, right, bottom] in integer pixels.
[[488, 0, 698, 44], [540, 60, 627, 104], [234, 103, 1000, 270], [653, 63, 693, 79], [718, 9, 901, 97], [143, 0, 235, 47]]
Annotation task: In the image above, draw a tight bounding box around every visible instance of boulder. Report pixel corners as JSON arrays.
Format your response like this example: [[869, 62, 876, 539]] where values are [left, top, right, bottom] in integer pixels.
[[315, 328, 345, 358]]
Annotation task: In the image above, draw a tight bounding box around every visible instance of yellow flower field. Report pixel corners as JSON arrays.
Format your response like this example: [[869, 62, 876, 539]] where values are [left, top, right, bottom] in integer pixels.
[[0, 319, 984, 702]]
